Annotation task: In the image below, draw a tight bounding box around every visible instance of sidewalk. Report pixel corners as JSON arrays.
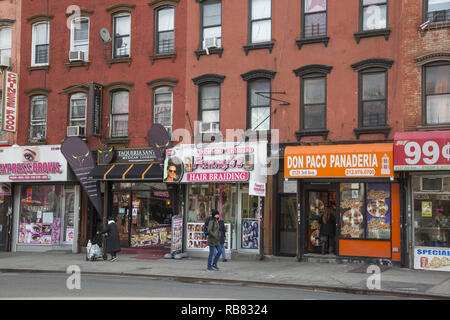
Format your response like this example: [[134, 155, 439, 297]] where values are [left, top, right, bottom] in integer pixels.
[[0, 251, 449, 299]]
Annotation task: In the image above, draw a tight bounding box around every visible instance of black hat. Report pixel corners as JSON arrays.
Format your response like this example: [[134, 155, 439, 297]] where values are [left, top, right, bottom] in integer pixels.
[[211, 209, 220, 217]]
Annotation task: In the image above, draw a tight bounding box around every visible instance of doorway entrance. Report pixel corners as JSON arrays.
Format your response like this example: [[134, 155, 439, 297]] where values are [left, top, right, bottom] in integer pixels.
[[278, 195, 297, 256], [0, 193, 12, 251], [306, 187, 338, 254]]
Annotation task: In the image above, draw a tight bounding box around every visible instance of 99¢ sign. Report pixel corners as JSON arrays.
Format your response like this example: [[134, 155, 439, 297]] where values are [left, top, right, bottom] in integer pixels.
[[394, 132, 450, 170]]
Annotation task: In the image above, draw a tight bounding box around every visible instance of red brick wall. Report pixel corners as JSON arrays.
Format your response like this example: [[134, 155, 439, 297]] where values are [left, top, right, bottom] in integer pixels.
[[17, 0, 187, 149]]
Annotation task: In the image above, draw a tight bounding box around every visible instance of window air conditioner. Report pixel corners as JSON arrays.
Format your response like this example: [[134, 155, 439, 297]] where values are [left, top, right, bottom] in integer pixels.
[[199, 122, 219, 134], [67, 125, 83, 137], [69, 51, 85, 62], [0, 56, 11, 69], [421, 177, 443, 191], [202, 37, 218, 54]]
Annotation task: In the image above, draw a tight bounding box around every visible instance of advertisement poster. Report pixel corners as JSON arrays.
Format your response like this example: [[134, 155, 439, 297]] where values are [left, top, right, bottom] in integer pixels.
[[187, 222, 231, 251], [242, 220, 259, 249], [414, 247, 450, 272], [164, 142, 267, 186], [422, 201, 433, 217], [130, 226, 171, 248], [366, 183, 391, 240], [171, 216, 183, 254]]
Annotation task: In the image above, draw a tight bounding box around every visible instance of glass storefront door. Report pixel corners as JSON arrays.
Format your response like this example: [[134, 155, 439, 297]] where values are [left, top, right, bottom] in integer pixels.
[[279, 195, 297, 256], [112, 192, 131, 247], [306, 190, 337, 254]]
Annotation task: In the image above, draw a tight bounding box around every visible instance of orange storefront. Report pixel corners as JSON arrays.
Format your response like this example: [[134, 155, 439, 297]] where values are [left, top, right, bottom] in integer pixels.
[[284, 143, 401, 264]]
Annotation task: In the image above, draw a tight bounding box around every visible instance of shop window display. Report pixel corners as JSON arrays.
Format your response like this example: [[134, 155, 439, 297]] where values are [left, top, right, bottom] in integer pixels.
[[340, 182, 391, 240], [111, 183, 172, 248], [413, 176, 450, 248], [187, 184, 236, 250], [18, 185, 75, 245]]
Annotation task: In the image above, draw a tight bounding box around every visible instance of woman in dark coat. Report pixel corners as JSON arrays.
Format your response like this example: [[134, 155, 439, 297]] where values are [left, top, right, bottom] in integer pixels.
[[319, 208, 336, 255], [99, 217, 121, 261]]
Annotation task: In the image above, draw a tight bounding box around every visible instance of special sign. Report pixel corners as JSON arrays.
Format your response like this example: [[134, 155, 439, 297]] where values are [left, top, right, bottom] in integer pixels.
[[1, 71, 18, 132], [284, 143, 394, 178], [394, 131, 450, 171]]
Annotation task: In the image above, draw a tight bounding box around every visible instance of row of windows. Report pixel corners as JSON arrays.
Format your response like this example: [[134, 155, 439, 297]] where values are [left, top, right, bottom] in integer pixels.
[[20, 0, 450, 67], [24, 60, 449, 142], [27, 86, 173, 142], [28, 5, 175, 67]]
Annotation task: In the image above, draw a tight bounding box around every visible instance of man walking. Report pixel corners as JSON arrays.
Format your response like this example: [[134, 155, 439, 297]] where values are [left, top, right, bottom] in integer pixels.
[[206, 210, 221, 271]]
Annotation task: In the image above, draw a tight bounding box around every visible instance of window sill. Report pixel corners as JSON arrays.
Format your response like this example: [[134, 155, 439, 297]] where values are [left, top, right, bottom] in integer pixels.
[[243, 41, 274, 55], [65, 60, 91, 72], [354, 28, 391, 44], [295, 129, 329, 141], [149, 53, 176, 64], [354, 126, 391, 139], [26, 139, 47, 145], [104, 137, 130, 144], [415, 124, 450, 131], [27, 65, 50, 74], [106, 57, 132, 68], [194, 47, 223, 60], [296, 36, 330, 50]]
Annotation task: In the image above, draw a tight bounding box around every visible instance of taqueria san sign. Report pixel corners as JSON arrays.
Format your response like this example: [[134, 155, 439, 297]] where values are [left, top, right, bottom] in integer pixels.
[[284, 143, 394, 178]]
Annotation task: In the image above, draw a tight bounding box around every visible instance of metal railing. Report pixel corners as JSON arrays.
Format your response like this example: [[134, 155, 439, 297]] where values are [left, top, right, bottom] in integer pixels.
[[427, 9, 450, 22]]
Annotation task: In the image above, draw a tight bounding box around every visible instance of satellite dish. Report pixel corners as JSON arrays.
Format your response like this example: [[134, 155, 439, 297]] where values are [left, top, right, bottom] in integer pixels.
[[100, 28, 111, 43]]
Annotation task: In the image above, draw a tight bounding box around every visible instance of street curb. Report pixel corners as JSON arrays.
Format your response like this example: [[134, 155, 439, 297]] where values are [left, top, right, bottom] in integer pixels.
[[1, 268, 448, 300]]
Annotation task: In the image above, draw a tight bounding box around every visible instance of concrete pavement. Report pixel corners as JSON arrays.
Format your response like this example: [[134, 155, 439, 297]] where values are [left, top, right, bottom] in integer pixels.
[[0, 251, 449, 299]]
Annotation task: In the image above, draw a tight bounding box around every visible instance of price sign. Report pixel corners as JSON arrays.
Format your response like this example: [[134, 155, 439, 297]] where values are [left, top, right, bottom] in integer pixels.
[[394, 131, 450, 171]]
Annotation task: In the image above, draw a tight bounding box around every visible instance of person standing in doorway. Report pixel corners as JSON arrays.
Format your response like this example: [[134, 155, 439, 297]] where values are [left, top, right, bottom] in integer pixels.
[[98, 216, 121, 261], [206, 210, 221, 271], [319, 207, 336, 255]]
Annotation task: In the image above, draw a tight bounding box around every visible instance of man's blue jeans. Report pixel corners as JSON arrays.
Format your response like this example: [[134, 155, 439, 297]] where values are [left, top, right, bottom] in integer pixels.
[[218, 244, 226, 260], [207, 245, 221, 268]]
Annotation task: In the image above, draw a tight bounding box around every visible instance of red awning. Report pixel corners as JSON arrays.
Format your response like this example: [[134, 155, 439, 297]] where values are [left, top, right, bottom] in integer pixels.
[[393, 131, 450, 171]]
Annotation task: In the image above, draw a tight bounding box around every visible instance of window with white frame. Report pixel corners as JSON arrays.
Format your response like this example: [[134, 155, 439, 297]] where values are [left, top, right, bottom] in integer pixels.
[[153, 86, 173, 135], [70, 17, 89, 60], [29, 95, 47, 141], [201, 0, 222, 49], [113, 13, 131, 58], [69, 93, 87, 136], [199, 84, 220, 132], [0, 27, 12, 58], [32, 22, 50, 66], [361, 0, 387, 31], [250, 0, 271, 43], [111, 90, 129, 137], [156, 7, 175, 54], [248, 79, 271, 131]]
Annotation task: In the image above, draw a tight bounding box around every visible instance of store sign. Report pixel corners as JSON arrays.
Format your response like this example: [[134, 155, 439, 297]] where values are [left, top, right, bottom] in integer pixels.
[[250, 180, 266, 197], [88, 83, 103, 137], [164, 142, 267, 184], [114, 147, 158, 164], [1, 71, 18, 132], [394, 131, 450, 171], [284, 143, 394, 178], [414, 247, 450, 272], [171, 215, 183, 254], [0, 145, 68, 182]]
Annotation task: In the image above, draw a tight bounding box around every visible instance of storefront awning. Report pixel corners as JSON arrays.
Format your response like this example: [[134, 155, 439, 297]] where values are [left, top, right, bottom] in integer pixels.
[[284, 143, 394, 178], [88, 162, 163, 181], [394, 131, 450, 171]]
